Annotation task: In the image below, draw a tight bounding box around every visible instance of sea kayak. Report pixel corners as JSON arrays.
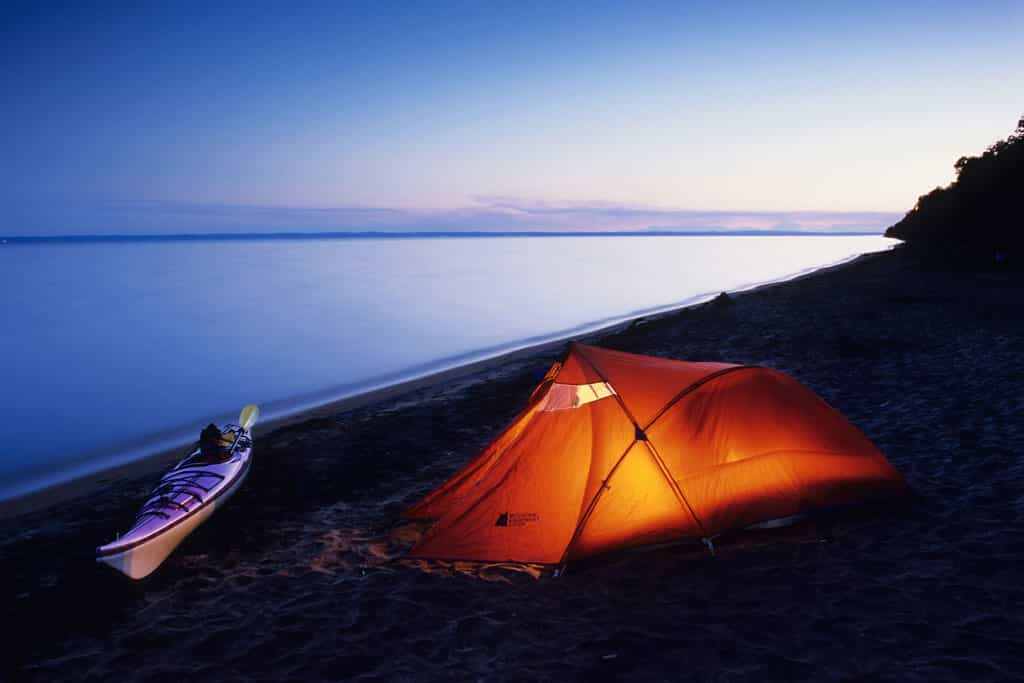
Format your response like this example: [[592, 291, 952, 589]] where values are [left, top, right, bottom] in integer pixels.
[[96, 404, 259, 579]]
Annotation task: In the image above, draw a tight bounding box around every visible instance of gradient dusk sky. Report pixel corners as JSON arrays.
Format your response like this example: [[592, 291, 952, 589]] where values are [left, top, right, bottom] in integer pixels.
[[3, 1, 1022, 235]]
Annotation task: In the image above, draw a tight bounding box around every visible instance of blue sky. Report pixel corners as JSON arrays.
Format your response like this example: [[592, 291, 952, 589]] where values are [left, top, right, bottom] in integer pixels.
[[3, 1, 1022, 235]]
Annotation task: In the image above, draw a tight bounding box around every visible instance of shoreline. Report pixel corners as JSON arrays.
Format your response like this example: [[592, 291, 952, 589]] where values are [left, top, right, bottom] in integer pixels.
[[0, 247, 892, 519]]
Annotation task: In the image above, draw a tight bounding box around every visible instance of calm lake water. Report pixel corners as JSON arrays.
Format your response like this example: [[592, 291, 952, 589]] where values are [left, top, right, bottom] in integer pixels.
[[0, 234, 895, 500]]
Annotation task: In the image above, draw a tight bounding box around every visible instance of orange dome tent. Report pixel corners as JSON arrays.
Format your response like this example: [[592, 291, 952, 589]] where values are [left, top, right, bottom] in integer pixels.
[[404, 343, 907, 566]]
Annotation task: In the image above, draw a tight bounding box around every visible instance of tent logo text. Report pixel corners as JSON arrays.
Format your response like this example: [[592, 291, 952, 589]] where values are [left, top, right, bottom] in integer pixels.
[[495, 512, 540, 527]]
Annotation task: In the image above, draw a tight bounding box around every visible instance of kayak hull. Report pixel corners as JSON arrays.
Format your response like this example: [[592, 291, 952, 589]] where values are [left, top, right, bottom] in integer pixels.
[[97, 495, 217, 579], [97, 426, 252, 580]]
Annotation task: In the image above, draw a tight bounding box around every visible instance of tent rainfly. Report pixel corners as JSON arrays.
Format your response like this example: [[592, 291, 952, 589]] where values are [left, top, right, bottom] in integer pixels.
[[404, 343, 907, 566]]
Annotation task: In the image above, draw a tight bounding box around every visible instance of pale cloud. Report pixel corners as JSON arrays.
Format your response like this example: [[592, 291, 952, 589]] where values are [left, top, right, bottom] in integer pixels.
[[2, 197, 901, 237]]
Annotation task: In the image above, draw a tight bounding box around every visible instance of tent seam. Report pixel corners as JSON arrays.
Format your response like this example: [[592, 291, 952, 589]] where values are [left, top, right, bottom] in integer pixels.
[[643, 365, 761, 431], [641, 437, 708, 538], [562, 345, 708, 563], [556, 440, 639, 568]]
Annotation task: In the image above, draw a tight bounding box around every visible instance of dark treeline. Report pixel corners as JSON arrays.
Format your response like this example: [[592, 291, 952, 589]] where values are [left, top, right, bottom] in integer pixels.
[[886, 115, 1023, 260]]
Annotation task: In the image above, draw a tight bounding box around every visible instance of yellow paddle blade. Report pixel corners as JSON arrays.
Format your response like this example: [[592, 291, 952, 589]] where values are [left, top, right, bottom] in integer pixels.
[[239, 404, 260, 431]]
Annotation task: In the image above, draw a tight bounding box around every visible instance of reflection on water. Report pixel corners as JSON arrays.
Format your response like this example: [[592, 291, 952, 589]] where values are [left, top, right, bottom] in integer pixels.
[[0, 235, 894, 498]]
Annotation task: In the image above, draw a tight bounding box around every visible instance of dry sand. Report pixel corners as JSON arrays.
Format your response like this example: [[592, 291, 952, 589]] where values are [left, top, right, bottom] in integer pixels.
[[2, 246, 1022, 681]]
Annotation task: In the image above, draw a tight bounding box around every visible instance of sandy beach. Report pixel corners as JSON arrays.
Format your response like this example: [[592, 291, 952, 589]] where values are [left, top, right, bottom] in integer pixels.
[[3, 245, 1022, 681]]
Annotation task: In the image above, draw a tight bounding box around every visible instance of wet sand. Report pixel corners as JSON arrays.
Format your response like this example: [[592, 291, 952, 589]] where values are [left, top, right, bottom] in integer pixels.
[[3, 246, 1022, 681]]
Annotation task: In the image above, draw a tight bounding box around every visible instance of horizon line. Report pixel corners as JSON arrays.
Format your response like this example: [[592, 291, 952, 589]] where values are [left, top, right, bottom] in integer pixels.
[[0, 229, 888, 243]]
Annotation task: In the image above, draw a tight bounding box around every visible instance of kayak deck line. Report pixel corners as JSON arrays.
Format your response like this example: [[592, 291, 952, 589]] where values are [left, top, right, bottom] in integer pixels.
[[96, 405, 259, 579]]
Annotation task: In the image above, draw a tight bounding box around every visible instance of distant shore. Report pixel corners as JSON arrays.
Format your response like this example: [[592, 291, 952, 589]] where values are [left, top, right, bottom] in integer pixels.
[[0, 229, 887, 243]]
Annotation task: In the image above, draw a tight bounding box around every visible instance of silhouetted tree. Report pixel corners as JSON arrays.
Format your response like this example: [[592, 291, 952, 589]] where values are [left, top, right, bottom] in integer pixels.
[[886, 115, 1024, 260]]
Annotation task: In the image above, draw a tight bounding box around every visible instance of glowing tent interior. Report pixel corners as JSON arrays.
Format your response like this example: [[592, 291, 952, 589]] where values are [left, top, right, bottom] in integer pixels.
[[404, 343, 907, 565]]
